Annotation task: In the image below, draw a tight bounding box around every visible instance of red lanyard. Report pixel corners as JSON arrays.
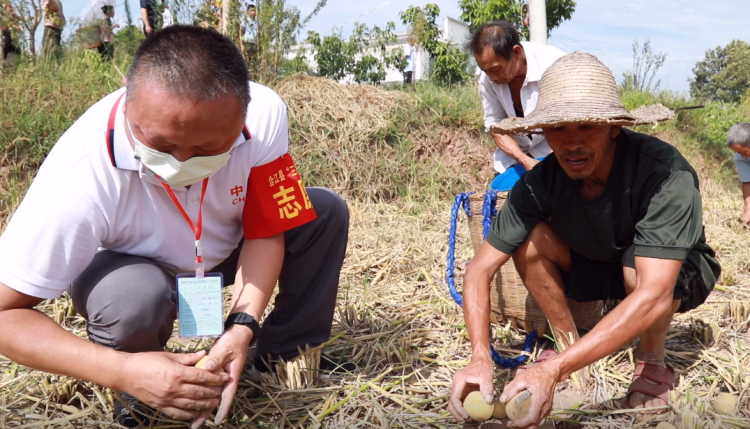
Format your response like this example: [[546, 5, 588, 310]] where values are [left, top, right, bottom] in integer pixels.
[[161, 178, 209, 278]]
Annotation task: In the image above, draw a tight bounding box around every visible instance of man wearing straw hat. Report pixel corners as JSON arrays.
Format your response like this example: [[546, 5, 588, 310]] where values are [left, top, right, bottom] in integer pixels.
[[449, 52, 720, 428], [468, 20, 565, 175]]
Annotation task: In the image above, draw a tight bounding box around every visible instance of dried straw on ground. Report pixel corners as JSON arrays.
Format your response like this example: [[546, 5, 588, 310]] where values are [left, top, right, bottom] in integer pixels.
[[277, 73, 412, 145]]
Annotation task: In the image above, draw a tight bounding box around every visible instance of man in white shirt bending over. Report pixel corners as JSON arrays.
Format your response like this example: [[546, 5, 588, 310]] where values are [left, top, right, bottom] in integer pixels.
[[467, 20, 565, 174]]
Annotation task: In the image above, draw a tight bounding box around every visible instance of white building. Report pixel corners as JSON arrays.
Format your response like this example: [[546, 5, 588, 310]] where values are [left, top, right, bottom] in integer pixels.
[[287, 16, 471, 85]]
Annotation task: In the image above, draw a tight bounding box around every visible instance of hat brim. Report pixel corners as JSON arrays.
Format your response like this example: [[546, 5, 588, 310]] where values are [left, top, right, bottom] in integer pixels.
[[491, 103, 675, 135]]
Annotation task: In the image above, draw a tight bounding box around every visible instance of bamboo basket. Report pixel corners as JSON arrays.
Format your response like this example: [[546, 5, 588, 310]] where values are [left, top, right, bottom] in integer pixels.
[[466, 192, 602, 337]]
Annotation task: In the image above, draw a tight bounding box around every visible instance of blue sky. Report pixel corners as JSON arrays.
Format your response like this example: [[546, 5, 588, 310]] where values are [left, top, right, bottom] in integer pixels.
[[54, 0, 749, 93]]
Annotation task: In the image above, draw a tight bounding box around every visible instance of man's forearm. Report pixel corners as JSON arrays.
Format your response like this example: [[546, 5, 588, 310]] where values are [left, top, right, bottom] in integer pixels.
[[141, 8, 150, 28], [742, 182, 750, 211], [552, 258, 681, 380], [229, 233, 284, 323], [491, 132, 529, 164], [463, 243, 511, 360], [0, 308, 125, 389]]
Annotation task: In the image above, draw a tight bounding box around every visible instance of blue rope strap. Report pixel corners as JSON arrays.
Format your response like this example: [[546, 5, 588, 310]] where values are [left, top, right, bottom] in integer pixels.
[[446, 192, 474, 306], [446, 191, 536, 368]]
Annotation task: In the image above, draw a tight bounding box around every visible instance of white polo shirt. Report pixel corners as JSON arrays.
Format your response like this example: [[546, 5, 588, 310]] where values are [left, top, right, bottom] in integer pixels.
[[0, 82, 315, 299], [478, 41, 565, 173]]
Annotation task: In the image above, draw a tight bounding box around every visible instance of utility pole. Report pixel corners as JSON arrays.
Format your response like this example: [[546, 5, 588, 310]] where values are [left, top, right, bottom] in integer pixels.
[[528, 0, 547, 44], [220, 0, 230, 35]]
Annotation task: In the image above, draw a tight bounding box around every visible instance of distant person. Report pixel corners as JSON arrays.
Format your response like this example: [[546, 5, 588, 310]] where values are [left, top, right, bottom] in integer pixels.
[[77, 0, 111, 53], [141, 0, 156, 35], [2, 3, 21, 65], [467, 20, 565, 175], [161, 0, 173, 28], [403, 37, 415, 87], [97, 4, 118, 60], [728, 122, 750, 224], [242, 3, 256, 56], [42, 0, 65, 58]]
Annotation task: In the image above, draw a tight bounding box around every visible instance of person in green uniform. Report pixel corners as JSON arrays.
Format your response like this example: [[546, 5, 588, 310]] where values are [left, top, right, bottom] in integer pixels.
[[448, 52, 720, 429]]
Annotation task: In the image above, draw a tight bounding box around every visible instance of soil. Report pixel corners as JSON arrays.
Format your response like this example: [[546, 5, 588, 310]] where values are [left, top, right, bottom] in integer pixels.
[[413, 125, 496, 191]]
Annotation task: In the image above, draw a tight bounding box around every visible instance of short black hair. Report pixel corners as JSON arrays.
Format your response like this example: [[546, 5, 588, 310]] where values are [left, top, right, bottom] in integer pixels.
[[126, 25, 250, 114], [466, 20, 521, 60], [247, 3, 255, 10]]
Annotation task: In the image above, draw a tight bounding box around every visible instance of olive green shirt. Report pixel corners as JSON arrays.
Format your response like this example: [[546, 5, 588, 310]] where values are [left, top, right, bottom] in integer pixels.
[[487, 129, 720, 291]]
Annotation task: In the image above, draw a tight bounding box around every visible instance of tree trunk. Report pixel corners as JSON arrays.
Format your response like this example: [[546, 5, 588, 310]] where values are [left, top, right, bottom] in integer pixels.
[[220, 0, 230, 35], [28, 22, 38, 54]]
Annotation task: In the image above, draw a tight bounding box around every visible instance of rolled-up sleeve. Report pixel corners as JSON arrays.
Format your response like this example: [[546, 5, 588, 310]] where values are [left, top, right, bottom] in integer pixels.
[[486, 178, 547, 254]]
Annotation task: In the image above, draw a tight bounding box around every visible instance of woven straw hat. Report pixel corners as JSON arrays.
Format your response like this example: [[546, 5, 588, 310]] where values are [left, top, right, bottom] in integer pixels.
[[492, 51, 675, 135]]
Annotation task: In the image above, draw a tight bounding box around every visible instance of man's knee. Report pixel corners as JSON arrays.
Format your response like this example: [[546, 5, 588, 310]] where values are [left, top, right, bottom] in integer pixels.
[[70, 253, 176, 352], [307, 187, 349, 234], [514, 222, 570, 270]]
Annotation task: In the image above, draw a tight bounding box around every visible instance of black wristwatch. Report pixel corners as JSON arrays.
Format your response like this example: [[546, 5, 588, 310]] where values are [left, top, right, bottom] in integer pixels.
[[224, 312, 261, 343]]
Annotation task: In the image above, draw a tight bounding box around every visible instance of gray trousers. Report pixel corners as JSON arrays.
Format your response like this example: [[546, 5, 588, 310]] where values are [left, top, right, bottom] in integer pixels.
[[69, 187, 349, 360]]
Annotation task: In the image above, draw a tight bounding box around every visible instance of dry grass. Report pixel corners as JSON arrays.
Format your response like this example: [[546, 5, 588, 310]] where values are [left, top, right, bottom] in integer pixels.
[[278, 74, 420, 201], [1, 104, 749, 427]]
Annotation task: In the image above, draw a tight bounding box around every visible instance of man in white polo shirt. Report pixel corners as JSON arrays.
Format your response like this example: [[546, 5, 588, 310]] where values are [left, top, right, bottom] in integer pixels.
[[467, 20, 565, 174], [0, 25, 349, 428]]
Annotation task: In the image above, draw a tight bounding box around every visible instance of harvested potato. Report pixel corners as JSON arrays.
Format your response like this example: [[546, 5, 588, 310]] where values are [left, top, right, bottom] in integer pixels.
[[713, 393, 738, 415], [492, 401, 507, 419], [655, 423, 676, 429], [463, 391, 494, 421], [195, 355, 226, 386], [195, 356, 213, 369], [506, 390, 532, 421]]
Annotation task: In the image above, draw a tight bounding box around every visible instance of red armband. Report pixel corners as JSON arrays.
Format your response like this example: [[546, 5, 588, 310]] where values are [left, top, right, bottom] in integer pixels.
[[243, 153, 317, 239]]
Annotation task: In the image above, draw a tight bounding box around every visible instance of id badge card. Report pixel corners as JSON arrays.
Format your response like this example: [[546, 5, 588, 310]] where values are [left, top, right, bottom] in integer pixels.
[[176, 273, 224, 338]]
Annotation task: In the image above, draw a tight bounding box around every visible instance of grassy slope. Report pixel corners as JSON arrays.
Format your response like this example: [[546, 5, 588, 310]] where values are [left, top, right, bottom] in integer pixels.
[[0, 55, 749, 428]]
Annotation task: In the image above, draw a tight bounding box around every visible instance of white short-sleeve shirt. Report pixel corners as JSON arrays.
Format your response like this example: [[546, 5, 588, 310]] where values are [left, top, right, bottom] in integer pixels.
[[478, 42, 565, 173], [0, 82, 311, 299]]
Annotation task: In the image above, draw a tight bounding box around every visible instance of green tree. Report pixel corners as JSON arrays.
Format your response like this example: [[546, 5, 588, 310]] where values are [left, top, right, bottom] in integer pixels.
[[8, 0, 43, 54], [689, 39, 750, 103], [399, 4, 440, 55], [304, 22, 402, 85], [399, 4, 469, 86], [241, 0, 326, 83], [458, 0, 575, 38], [621, 38, 667, 93]]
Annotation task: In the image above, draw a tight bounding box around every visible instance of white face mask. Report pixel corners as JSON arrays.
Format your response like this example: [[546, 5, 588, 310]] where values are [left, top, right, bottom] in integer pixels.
[[127, 118, 233, 187]]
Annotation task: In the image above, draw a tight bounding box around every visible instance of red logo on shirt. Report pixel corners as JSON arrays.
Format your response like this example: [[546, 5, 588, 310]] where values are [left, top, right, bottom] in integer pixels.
[[231, 185, 245, 205]]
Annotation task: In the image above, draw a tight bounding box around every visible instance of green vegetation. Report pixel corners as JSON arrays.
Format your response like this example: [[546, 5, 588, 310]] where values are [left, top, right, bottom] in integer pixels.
[[2, 50, 749, 215], [621, 88, 750, 170], [458, 0, 576, 36], [301, 22, 405, 85], [400, 4, 471, 86], [690, 39, 750, 103]]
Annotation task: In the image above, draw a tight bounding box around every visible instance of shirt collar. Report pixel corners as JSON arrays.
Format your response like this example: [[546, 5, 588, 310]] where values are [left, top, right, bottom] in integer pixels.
[[110, 93, 251, 171], [520, 41, 544, 83]]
